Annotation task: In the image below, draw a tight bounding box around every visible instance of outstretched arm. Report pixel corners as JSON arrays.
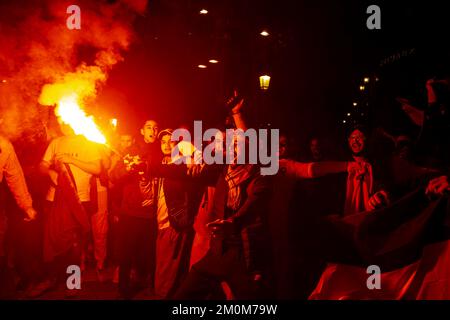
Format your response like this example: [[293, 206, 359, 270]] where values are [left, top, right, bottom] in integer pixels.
[[3, 140, 36, 220], [426, 78, 438, 105], [55, 153, 101, 176], [227, 90, 247, 130], [279, 159, 348, 179]]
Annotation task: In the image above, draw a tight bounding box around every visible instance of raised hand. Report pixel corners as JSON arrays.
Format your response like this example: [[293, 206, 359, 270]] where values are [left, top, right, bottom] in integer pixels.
[[426, 176, 450, 197], [226, 90, 244, 114], [396, 97, 424, 126], [367, 190, 390, 211]]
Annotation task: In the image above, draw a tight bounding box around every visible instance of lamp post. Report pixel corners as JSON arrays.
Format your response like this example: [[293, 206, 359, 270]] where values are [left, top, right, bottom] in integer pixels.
[[258, 75, 271, 127], [259, 75, 271, 91]]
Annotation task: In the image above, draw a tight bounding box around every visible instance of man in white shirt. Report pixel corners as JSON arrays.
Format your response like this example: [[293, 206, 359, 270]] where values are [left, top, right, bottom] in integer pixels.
[[0, 134, 37, 298], [40, 124, 102, 204], [29, 121, 101, 297]]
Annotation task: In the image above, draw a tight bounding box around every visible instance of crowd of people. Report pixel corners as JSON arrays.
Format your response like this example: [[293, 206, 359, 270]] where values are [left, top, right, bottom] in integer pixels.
[[0, 77, 449, 300]]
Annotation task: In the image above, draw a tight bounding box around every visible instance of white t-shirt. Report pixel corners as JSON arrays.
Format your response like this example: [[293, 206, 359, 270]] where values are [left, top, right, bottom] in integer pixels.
[[42, 135, 101, 202], [156, 179, 170, 230]]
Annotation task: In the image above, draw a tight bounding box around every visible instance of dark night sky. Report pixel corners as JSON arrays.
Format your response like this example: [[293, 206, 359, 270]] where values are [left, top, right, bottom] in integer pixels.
[[94, 0, 449, 146]]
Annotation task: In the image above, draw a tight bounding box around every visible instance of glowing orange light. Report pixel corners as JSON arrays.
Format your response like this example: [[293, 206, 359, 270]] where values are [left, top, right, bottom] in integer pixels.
[[55, 94, 106, 144], [209, 59, 219, 64], [259, 75, 271, 90], [38, 64, 111, 144], [359, 85, 365, 91], [260, 30, 269, 36], [198, 64, 207, 69], [1, 79, 6, 83], [110, 118, 118, 129], [364, 77, 369, 83], [200, 9, 208, 14]]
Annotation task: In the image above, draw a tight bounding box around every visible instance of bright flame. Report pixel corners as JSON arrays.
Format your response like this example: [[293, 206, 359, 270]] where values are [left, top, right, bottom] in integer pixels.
[[110, 118, 118, 128], [56, 94, 106, 144], [39, 64, 109, 144]]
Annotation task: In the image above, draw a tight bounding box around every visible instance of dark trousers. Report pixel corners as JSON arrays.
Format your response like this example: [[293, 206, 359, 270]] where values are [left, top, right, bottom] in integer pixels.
[[0, 186, 12, 298], [8, 213, 43, 287], [38, 201, 92, 284], [117, 214, 156, 296], [0, 183, 6, 258], [174, 244, 263, 300]]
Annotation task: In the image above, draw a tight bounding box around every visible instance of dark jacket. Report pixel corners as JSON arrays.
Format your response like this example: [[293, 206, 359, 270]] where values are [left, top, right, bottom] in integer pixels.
[[148, 162, 272, 271], [110, 142, 160, 219], [148, 162, 220, 232], [210, 165, 273, 272]]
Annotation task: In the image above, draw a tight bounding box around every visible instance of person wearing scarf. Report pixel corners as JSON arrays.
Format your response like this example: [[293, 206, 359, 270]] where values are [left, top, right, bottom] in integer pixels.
[[174, 159, 272, 300], [344, 156, 374, 215], [224, 164, 255, 211], [343, 126, 391, 214]]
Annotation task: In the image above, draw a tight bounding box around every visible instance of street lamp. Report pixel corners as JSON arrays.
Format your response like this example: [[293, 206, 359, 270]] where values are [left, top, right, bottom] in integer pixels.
[[259, 75, 271, 91]]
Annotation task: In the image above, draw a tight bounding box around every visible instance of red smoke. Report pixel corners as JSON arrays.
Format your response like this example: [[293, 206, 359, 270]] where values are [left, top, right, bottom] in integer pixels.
[[0, 0, 148, 141]]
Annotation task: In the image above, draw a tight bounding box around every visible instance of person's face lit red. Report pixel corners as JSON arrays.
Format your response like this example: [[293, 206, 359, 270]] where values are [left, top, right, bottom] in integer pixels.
[[119, 135, 134, 151], [161, 134, 175, 156], [141, 120, 159, 143], [348, 129, 366, 155]]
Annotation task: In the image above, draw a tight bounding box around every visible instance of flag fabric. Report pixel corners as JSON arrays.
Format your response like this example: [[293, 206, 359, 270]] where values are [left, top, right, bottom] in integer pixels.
[[310, 188, 450, 299], [43, 164, 90, 262]]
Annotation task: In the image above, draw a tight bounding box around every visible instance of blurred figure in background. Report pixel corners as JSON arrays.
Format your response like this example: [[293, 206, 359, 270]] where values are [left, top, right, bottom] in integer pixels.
[[308, 137, 324, 162], [110, 119, 160, 299], [108, 132, 136, 284], [0, 133, 37, 298], [29, 120, 101, 298], [398, 76, 450, 167]]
